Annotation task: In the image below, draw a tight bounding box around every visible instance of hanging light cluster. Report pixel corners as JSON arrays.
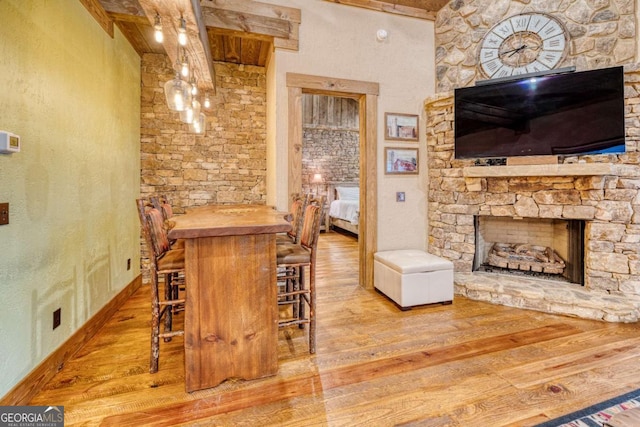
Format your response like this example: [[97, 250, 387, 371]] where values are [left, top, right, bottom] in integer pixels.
[[156, 13, 211, 134]]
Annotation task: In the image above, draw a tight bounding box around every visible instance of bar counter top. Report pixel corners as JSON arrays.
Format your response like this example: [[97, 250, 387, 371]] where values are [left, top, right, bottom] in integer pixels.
[[167, 204, 291, 239]]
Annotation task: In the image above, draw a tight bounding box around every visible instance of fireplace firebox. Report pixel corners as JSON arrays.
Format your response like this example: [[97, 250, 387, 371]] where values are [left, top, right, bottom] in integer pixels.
[[473, 216, 584, 285]]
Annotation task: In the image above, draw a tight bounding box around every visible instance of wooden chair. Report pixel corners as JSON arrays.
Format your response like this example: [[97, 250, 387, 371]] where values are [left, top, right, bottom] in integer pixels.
[[136, 198, 186, 373], [276, 195, 325, 354], [277, 193, 310, 245], [150, 195, 184, 250]]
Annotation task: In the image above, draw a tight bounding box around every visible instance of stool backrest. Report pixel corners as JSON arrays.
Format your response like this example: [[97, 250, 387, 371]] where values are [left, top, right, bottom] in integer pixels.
[[299, 196, 325, 251], [136, 199, 171, 263], [288, 193, 310, 243]]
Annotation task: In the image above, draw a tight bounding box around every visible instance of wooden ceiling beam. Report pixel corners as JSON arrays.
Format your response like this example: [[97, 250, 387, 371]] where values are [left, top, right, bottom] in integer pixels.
[[106, 12, 148, 25], [323, 0, 438, 21], [96, 0, 145, 16], [201, 0, 301, 23], [201, 0, 300, 51], [80, 0, 115, 37]]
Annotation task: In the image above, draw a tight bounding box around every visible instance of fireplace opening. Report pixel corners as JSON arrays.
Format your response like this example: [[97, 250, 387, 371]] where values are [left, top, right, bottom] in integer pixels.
[[473, 216, 585, 285]]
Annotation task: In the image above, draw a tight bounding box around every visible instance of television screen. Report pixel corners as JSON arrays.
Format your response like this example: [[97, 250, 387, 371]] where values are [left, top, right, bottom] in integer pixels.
[[454, 66, 626, 159]]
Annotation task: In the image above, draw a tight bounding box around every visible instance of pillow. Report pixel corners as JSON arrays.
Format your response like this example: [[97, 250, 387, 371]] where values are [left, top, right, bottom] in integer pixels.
[[336, 186, 359, 201]]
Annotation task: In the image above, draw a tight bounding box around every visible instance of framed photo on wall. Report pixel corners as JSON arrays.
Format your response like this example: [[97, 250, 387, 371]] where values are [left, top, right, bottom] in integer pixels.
[[385, 147, 419, 175], [385, 113, 419, 141]]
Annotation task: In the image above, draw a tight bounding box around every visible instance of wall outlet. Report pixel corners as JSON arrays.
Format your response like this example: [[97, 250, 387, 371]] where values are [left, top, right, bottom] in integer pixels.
[[0, 203, 8, 225], [127, 258, 131, 271], [396, 192, 405, 202], [53, 308, 61, 330]]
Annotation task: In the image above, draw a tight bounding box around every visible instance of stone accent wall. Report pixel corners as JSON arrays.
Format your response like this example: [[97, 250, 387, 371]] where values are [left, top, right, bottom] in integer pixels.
[[302, 94, 360, 196], [138, 54, 267, 278], [435, 0, 636, 91], [424, 65, 640, 321], [140, 54, 267, 211], [302, 128, 360, 196]]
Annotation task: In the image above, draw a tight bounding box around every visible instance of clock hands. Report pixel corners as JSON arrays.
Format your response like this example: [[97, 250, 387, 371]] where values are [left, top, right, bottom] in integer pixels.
[[500, 45, 526, 57]]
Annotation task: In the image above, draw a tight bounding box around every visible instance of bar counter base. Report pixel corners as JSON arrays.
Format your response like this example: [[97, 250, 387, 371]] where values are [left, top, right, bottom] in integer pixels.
[[184, 234, 279, 392]]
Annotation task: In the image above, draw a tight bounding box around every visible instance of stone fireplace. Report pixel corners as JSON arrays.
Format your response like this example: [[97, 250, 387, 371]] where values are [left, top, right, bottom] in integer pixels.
[[423, 66, 640, 323], [474, 216, 584, 286]]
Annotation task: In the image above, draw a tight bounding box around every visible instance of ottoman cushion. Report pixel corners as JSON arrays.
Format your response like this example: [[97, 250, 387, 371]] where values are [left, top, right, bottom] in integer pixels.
[[374, 250, 453, 273]]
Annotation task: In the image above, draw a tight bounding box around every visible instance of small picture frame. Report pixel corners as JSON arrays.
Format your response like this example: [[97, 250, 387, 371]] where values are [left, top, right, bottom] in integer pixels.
[[385, 113, 419, 141], [385, 147, 419, 175]]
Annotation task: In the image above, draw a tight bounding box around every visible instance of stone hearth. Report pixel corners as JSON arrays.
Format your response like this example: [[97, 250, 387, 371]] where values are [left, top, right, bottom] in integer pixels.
[[423, 65, 640, 323]]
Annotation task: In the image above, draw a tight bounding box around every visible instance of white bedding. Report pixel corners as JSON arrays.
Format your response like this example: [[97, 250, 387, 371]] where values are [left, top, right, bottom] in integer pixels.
[[329, 199, 359, 225]]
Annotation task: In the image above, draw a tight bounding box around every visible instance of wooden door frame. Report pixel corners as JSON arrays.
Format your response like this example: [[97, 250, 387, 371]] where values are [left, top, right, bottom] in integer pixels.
[[286, 73, 378, 288]]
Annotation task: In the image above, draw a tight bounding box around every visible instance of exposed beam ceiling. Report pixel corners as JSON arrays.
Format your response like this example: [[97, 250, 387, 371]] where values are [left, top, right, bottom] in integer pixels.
[[136, 0, 215, 92], [323, 0, 448, 21], [82, 0, 447, 91], [87, 0, 302, 94]]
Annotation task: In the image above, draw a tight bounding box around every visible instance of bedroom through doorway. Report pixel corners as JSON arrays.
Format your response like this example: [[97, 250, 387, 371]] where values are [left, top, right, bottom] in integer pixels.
[[301, 94, 360, 239]]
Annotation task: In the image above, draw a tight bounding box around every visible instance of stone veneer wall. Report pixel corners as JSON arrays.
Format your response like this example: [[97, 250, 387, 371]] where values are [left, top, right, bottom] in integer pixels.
[[140, 54, 267, 209], [302, 128, 360, 196], [424, 65, 640, 322], [302, 95, 360, 197], [138, 53, 267, 278], [435, 0, 636, 91]]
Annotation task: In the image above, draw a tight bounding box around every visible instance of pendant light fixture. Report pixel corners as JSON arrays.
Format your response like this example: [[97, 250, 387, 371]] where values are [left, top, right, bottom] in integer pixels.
[[203, 93, 211, 109], [178, 16, 188, 46], [180, 49, 189, 78], [190, 77, 198, 96], [192, 112, 206, 134], [179, 99, 201, 124], [153, 13, 163, 43], [164, 71, 192, 112]]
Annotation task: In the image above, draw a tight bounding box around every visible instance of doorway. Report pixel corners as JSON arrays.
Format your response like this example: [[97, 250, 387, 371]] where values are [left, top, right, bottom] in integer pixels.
[[286, 73, 379, 288], [301, 93, 360, 230]]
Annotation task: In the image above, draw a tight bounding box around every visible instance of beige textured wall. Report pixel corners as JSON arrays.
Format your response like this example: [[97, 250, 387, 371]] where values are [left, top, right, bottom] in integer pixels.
[[0, 0, 141, 397], [264, 0, 436, 252]]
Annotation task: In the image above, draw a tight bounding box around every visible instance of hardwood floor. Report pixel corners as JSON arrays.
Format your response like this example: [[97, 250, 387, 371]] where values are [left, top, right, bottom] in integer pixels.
[[29, 231, 640, 426]]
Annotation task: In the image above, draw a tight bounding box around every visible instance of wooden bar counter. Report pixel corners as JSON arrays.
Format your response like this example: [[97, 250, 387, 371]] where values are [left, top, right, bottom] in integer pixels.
[[167, 205, 291, 392]]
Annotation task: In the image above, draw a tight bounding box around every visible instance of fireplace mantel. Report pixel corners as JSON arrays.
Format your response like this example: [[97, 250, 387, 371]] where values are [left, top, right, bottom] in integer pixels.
[[463, 163, 615, 178]]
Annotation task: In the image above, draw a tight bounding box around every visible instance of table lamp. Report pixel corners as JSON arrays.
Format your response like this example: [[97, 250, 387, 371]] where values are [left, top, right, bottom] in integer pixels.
[[312, 173, 323, 196]]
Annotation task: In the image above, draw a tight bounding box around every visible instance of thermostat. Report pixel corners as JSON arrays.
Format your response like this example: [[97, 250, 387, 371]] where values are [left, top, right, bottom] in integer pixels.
[[0, 131, 20, 154]]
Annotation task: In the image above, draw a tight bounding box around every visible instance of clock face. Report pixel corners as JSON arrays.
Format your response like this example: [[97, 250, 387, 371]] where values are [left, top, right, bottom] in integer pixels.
[[478, 13, 569, 79]]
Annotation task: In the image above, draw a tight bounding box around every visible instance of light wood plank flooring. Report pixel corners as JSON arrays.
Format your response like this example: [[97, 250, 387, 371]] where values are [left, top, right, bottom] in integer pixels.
[[30, 231, 640, 426]]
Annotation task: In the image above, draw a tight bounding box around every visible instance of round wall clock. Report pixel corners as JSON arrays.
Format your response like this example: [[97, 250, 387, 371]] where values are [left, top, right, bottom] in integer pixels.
[[478, 13, 569, 79]]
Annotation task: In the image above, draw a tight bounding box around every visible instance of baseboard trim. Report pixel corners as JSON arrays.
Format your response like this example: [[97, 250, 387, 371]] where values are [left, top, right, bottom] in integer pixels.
[[0, 274, 142, 405]]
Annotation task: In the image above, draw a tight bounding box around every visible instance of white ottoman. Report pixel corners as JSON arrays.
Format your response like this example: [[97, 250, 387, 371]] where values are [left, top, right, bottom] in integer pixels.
[[374, 250, 454, 310]]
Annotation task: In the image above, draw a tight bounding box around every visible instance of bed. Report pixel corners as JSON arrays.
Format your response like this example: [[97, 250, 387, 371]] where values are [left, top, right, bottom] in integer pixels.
[[327, 182, 359, 236]]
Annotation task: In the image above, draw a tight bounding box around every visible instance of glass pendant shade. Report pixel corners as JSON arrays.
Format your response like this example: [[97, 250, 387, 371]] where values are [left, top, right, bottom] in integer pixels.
[[181, 59, 189, 78], [192, 112, 206, 134], [179, 100, 201, 124], [154, 27, 163, 43], [164, 75, 192, 112], [153, 13, 163, 43], [178, 17, 188, 46]]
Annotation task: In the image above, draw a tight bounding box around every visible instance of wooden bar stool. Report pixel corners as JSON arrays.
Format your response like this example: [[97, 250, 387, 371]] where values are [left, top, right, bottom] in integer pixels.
[[136, 198, 186, 373], [277, 193, 310, 245], [276, 196, 325, 354]]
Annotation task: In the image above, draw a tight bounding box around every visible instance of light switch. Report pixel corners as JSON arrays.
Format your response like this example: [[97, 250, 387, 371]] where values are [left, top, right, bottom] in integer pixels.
[[396, 192, 405, 202]]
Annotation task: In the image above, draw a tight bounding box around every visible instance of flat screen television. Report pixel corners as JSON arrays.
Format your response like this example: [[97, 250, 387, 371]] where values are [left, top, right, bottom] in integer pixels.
[[454, 66, 626, 160]]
